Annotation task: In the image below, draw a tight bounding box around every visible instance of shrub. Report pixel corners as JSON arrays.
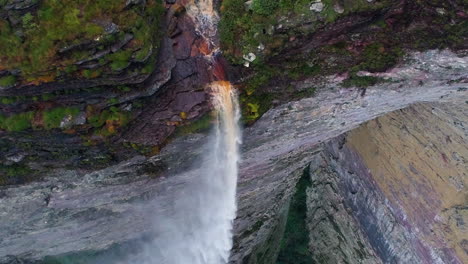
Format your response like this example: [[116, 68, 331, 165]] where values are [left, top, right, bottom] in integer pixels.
[[109, 50, 132, 71], [22, 13, 37, 29], [0, 112, 34, 132], [358, 43, 403, 72], [0, 0, 164, 80], [252, 0, 279, 15], [0, 75, 16, 87], [43, 107, 80, 130]]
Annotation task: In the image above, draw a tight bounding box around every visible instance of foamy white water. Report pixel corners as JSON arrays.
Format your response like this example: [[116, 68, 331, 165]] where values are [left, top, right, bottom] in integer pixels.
[[124, 81, 241, 264]]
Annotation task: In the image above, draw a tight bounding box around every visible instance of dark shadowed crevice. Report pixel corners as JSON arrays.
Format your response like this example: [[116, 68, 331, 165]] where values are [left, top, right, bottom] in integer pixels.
[[276, 165, 314, 264]]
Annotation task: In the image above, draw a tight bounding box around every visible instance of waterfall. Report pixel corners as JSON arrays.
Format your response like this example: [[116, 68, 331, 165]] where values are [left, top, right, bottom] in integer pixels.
[[127, 81, 241, 264], [125, 1, 241, 262]]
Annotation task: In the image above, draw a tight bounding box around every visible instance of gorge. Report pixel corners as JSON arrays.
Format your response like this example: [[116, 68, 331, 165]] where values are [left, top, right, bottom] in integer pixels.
[[0, 0, 467, 264]]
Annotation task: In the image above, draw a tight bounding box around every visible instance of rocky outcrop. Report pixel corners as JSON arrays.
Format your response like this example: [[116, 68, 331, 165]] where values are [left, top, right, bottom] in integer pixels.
[[0, 0, 222, 185]]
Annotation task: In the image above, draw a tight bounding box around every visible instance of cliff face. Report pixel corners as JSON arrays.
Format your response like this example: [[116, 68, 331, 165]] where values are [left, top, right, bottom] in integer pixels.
[[306, 102, 467, 264], [0, 0, 218, 185], [229, 50, 467, 263]]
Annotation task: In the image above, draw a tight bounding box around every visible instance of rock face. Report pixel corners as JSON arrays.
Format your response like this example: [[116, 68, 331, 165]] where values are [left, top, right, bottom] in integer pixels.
[[307, 102, 467, 264], [0, 49, 466, 263], [229, 50, 467, 263], [0, 0, 221, 185]]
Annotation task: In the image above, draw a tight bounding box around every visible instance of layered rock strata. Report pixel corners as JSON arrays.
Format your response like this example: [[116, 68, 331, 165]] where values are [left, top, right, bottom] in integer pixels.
[[306, 102, 467, 264]]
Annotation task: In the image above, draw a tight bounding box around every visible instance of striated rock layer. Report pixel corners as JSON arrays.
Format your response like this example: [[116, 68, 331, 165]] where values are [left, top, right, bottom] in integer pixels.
[[307, 102, 467, 264]]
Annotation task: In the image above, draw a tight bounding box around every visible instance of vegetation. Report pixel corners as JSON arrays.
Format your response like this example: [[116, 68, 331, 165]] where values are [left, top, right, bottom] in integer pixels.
[[277, 167, 313, 264], [355, 43, 403, 73], [219, 0, 393, 63], [0, 75, 16, 87], [0, 0, 164, 83], [0, 112, 34, 132], [109, 50, 133, 71], [252, 0, 279, 15], [240, 65, 277, 123], [87, 106, 131, 136], [43, 107, 80, 130], [0, 164, 33, 185]]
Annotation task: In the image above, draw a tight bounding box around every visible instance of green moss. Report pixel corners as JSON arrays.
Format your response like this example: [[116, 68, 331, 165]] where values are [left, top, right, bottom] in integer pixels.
[[82, 69, 102, 79], [356, 43, 403, 72], [22, 12, 37, 29], [287, 63, 321, 80], [109, 50, 133, 71], [108, 98, 119, 104], [117, 86, 131, 92], [41, 93, 56, 101], [0, 0, 164, 81], [0, 97, 17, 105], [241, 92, 273, 124], [219, 0, 394, 63], [252, 0, 279, 15], [276, 167, 313, 264], [87, 106, 131, 136], [0, 112, 34, 132], [43, 107, 80, 130], [134, 45, 152, 61], [0, 75, 16, 87], [141, 61, 156, 74]]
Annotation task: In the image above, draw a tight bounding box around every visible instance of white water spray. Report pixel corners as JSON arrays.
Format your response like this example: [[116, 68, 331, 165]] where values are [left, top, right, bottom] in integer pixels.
[[128, 81, 241, 264]]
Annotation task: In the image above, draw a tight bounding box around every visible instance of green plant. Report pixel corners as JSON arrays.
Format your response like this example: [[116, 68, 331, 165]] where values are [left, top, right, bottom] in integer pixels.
[[357, 43, 403, 72], [0, 164, 33, 185], [0, 97, 16, 104], [87, 106, 131, 136], [109, 50, 132, 71], [0, 75, 16, 87], [108, 98, 119, 104], [42, 107, 80, 130], [0, 112, 34, 131], [82, 69, 101, 79], [0, 0, 164, 80], [252, 0, 279, 15], [117, 86, 131, 92]]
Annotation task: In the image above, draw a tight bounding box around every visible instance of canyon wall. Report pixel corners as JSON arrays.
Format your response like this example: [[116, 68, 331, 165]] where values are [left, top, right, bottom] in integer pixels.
[[306, 102, 467, 264]]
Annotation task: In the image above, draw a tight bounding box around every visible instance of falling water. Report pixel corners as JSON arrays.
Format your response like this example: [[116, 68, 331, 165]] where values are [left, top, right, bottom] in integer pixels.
[[124, 81, 241, 264], [125, 1, 241, 263]]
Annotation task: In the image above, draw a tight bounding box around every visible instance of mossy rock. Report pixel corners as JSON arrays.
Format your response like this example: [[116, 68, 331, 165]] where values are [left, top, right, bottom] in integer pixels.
[[0, 0, 164, 84]]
